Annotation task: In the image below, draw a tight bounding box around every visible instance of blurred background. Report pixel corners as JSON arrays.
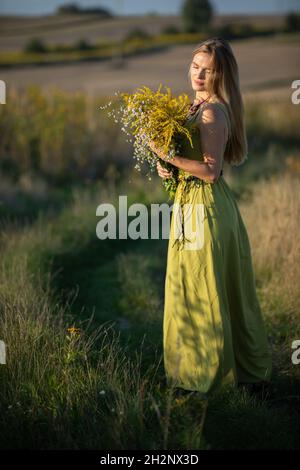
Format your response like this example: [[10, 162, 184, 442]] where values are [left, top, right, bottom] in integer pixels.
[[0, 1, 300, 450]]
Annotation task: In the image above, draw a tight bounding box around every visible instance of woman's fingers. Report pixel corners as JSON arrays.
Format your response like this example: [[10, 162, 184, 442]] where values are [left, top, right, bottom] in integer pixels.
[[157, 168, 173, 179], [156, 161, 172, 178]]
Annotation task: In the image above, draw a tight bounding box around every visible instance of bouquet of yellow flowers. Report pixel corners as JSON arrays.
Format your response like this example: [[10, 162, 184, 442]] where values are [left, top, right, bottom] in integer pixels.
[[99, 84, 194, 200]]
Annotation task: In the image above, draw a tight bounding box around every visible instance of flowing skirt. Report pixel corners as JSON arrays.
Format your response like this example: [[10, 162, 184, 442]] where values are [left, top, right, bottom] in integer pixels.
[[163, 175, 272, 395]]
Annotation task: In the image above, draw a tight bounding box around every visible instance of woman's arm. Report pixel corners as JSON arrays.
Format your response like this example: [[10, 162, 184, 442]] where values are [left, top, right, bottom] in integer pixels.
[[149, 104, 227, 184]]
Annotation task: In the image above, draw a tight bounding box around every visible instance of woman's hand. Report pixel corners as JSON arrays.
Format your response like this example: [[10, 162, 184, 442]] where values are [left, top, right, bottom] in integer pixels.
[[156, 161, 173, 179], [148, 140, 169, 161]]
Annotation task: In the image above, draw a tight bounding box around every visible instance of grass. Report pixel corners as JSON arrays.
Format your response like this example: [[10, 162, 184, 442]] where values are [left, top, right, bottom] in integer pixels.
[[0, 85, 299, 449], [0, 164, 300, 449], [0, 86, 299, 211]]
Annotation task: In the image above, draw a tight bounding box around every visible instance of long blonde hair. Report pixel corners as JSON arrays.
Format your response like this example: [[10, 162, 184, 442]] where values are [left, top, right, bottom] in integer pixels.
[[188, 37, 248, 166]]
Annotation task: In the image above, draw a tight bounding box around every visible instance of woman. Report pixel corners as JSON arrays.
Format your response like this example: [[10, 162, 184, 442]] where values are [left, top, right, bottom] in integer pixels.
[[150, 37, 272, 399]]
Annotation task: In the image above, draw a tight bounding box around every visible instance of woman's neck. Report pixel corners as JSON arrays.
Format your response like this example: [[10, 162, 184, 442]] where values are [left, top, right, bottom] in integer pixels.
[[194, 92, 217, 105]]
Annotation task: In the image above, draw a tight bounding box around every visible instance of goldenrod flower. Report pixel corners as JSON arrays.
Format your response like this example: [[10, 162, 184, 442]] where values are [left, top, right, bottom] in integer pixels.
[[101, 84, 194, 200], [67, 326, 81, 336]]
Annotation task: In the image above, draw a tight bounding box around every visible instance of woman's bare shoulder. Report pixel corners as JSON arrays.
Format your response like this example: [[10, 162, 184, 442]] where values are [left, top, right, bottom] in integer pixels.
[[195, 101, 228, 127]]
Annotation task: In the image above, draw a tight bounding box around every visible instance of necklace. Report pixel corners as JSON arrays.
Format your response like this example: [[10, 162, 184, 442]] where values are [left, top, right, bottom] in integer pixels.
[[188, 96, 211, 116]]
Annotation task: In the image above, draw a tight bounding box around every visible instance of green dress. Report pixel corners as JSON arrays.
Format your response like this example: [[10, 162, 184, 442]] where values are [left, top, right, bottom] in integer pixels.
[[163, 101, 272, 396]]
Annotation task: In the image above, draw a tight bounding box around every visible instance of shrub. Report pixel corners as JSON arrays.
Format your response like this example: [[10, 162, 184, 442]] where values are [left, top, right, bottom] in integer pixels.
[[161, 25, 181, 35], [125, 28, 151, 42], [74, 38, 94, 51], [285, 11, 300, 32], [24, 38, 47, 54]]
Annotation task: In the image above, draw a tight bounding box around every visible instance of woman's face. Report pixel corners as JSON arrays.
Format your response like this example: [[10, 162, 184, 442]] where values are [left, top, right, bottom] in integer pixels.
[[190, 52, 214, 92]]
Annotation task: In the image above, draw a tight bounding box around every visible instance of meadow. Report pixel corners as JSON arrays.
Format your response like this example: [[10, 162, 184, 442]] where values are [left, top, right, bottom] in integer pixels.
[[0, 83, 300, 449]]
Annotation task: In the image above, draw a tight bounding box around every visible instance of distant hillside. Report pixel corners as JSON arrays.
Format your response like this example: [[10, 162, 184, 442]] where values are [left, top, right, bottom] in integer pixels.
[[0, 13, 287, 52]]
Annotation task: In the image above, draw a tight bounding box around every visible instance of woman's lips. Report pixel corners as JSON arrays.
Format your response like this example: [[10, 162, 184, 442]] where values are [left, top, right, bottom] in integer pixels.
[[194, 80, 204, 85]]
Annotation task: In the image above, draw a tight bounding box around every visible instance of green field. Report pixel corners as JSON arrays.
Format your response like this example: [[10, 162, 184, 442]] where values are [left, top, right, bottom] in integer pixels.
[[0, 168, 299, 449]]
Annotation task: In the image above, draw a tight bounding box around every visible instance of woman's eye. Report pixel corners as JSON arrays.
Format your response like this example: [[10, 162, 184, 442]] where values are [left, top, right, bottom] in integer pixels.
[[192, 66, 210, 72]]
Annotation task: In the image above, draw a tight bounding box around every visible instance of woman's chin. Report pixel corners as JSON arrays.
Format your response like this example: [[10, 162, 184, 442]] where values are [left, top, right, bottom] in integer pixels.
[[192, 84, 205, 91]]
